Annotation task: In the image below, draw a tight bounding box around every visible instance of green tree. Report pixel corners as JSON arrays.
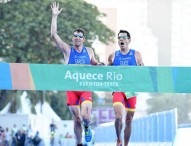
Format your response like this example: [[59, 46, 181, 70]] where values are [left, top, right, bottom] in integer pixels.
[[146, 93, 191, 124], [0, 90, 22, 113], [0, 0, 114, 63], [0, 0, 115, 118], [0, 90, 11, 110], [48, 91, 70, 120]]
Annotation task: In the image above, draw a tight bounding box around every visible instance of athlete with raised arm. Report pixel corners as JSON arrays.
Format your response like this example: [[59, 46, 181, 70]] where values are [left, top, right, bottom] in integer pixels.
[[50, 2, 103, 146]]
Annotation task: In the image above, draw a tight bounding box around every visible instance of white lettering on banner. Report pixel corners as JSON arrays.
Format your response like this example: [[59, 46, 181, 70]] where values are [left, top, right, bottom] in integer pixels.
[[65, 70, 73, 79], [107, 72, 123, 80], [64, 70, 104, 82], [79, 81, 119, 87], [64, 70, 123, 83]]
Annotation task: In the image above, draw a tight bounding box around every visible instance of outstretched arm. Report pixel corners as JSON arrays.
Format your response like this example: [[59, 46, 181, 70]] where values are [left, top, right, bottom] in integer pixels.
[[108, 53, 114, 66], [50, 2, 70, 54], [87, 47, 105, 65], [91, 54, 105, 66]]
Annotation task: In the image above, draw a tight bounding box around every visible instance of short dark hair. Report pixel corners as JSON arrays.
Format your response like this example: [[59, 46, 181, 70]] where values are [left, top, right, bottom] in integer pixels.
[[118, 30, 131, 39], [73, 28, 85, 36]]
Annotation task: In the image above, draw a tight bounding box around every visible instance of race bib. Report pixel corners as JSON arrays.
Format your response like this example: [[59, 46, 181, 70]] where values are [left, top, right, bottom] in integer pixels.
[[125, 92, 137, 99]]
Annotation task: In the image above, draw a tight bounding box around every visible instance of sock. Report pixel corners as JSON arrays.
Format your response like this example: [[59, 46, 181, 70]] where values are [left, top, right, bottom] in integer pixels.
[[84, 125, 89, 129]]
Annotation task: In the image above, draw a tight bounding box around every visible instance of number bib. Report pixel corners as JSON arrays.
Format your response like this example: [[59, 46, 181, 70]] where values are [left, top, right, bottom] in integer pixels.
[[125, 92, 137, 99]]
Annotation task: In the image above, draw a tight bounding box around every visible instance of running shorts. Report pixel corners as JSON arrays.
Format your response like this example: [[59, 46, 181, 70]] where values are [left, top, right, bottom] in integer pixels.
[[66, 91, 92, 106], [113, 92, 136, 111]]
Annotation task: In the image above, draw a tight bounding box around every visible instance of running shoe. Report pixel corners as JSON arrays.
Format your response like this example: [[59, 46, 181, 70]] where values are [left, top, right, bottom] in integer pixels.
[[84, 126, 92, 142], [116, 140, 122, 146]]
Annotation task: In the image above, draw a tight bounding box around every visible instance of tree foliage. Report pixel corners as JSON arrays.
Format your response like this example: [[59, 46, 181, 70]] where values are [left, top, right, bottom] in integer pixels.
[[0, 90, 11, 110], [0, 0, 115, 63], [47, 91, 70, 120], [146, 93, 191, 124], [0, 90, 22, 113]]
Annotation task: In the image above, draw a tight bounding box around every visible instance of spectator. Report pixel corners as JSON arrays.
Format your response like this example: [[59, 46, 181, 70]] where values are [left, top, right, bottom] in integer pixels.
[[24, 125, 33, 146], [4, 127, 11, 146], [15, 129, 26, 146], [32, 131, 41, 146], [11, 124, 17, 146]]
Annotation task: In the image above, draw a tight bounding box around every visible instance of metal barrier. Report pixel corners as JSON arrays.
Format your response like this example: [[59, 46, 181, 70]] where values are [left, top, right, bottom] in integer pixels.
[[94, 108, 178, 145], [130, 108, 177, 143]]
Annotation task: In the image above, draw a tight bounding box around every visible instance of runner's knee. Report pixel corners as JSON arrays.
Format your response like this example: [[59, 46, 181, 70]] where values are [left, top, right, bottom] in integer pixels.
[[115, 116, 122, 122], [125, 114, 133, 125], [114, 110, 123, 120], [74, 116, 82, 125]]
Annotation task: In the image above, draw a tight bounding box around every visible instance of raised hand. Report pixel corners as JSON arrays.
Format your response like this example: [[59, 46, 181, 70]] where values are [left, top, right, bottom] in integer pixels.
[[50, 2, 62, 16]]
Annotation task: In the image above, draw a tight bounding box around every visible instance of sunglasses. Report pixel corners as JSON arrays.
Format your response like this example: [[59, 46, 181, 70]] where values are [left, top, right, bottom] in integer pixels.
[[118, 36, 129, 39], [73, 34, 84, 38]]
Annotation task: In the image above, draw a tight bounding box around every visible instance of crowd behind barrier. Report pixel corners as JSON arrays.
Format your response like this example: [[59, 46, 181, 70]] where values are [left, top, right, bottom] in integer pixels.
[[1, 109, 191, 146], [0, 124, 44, 146]]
